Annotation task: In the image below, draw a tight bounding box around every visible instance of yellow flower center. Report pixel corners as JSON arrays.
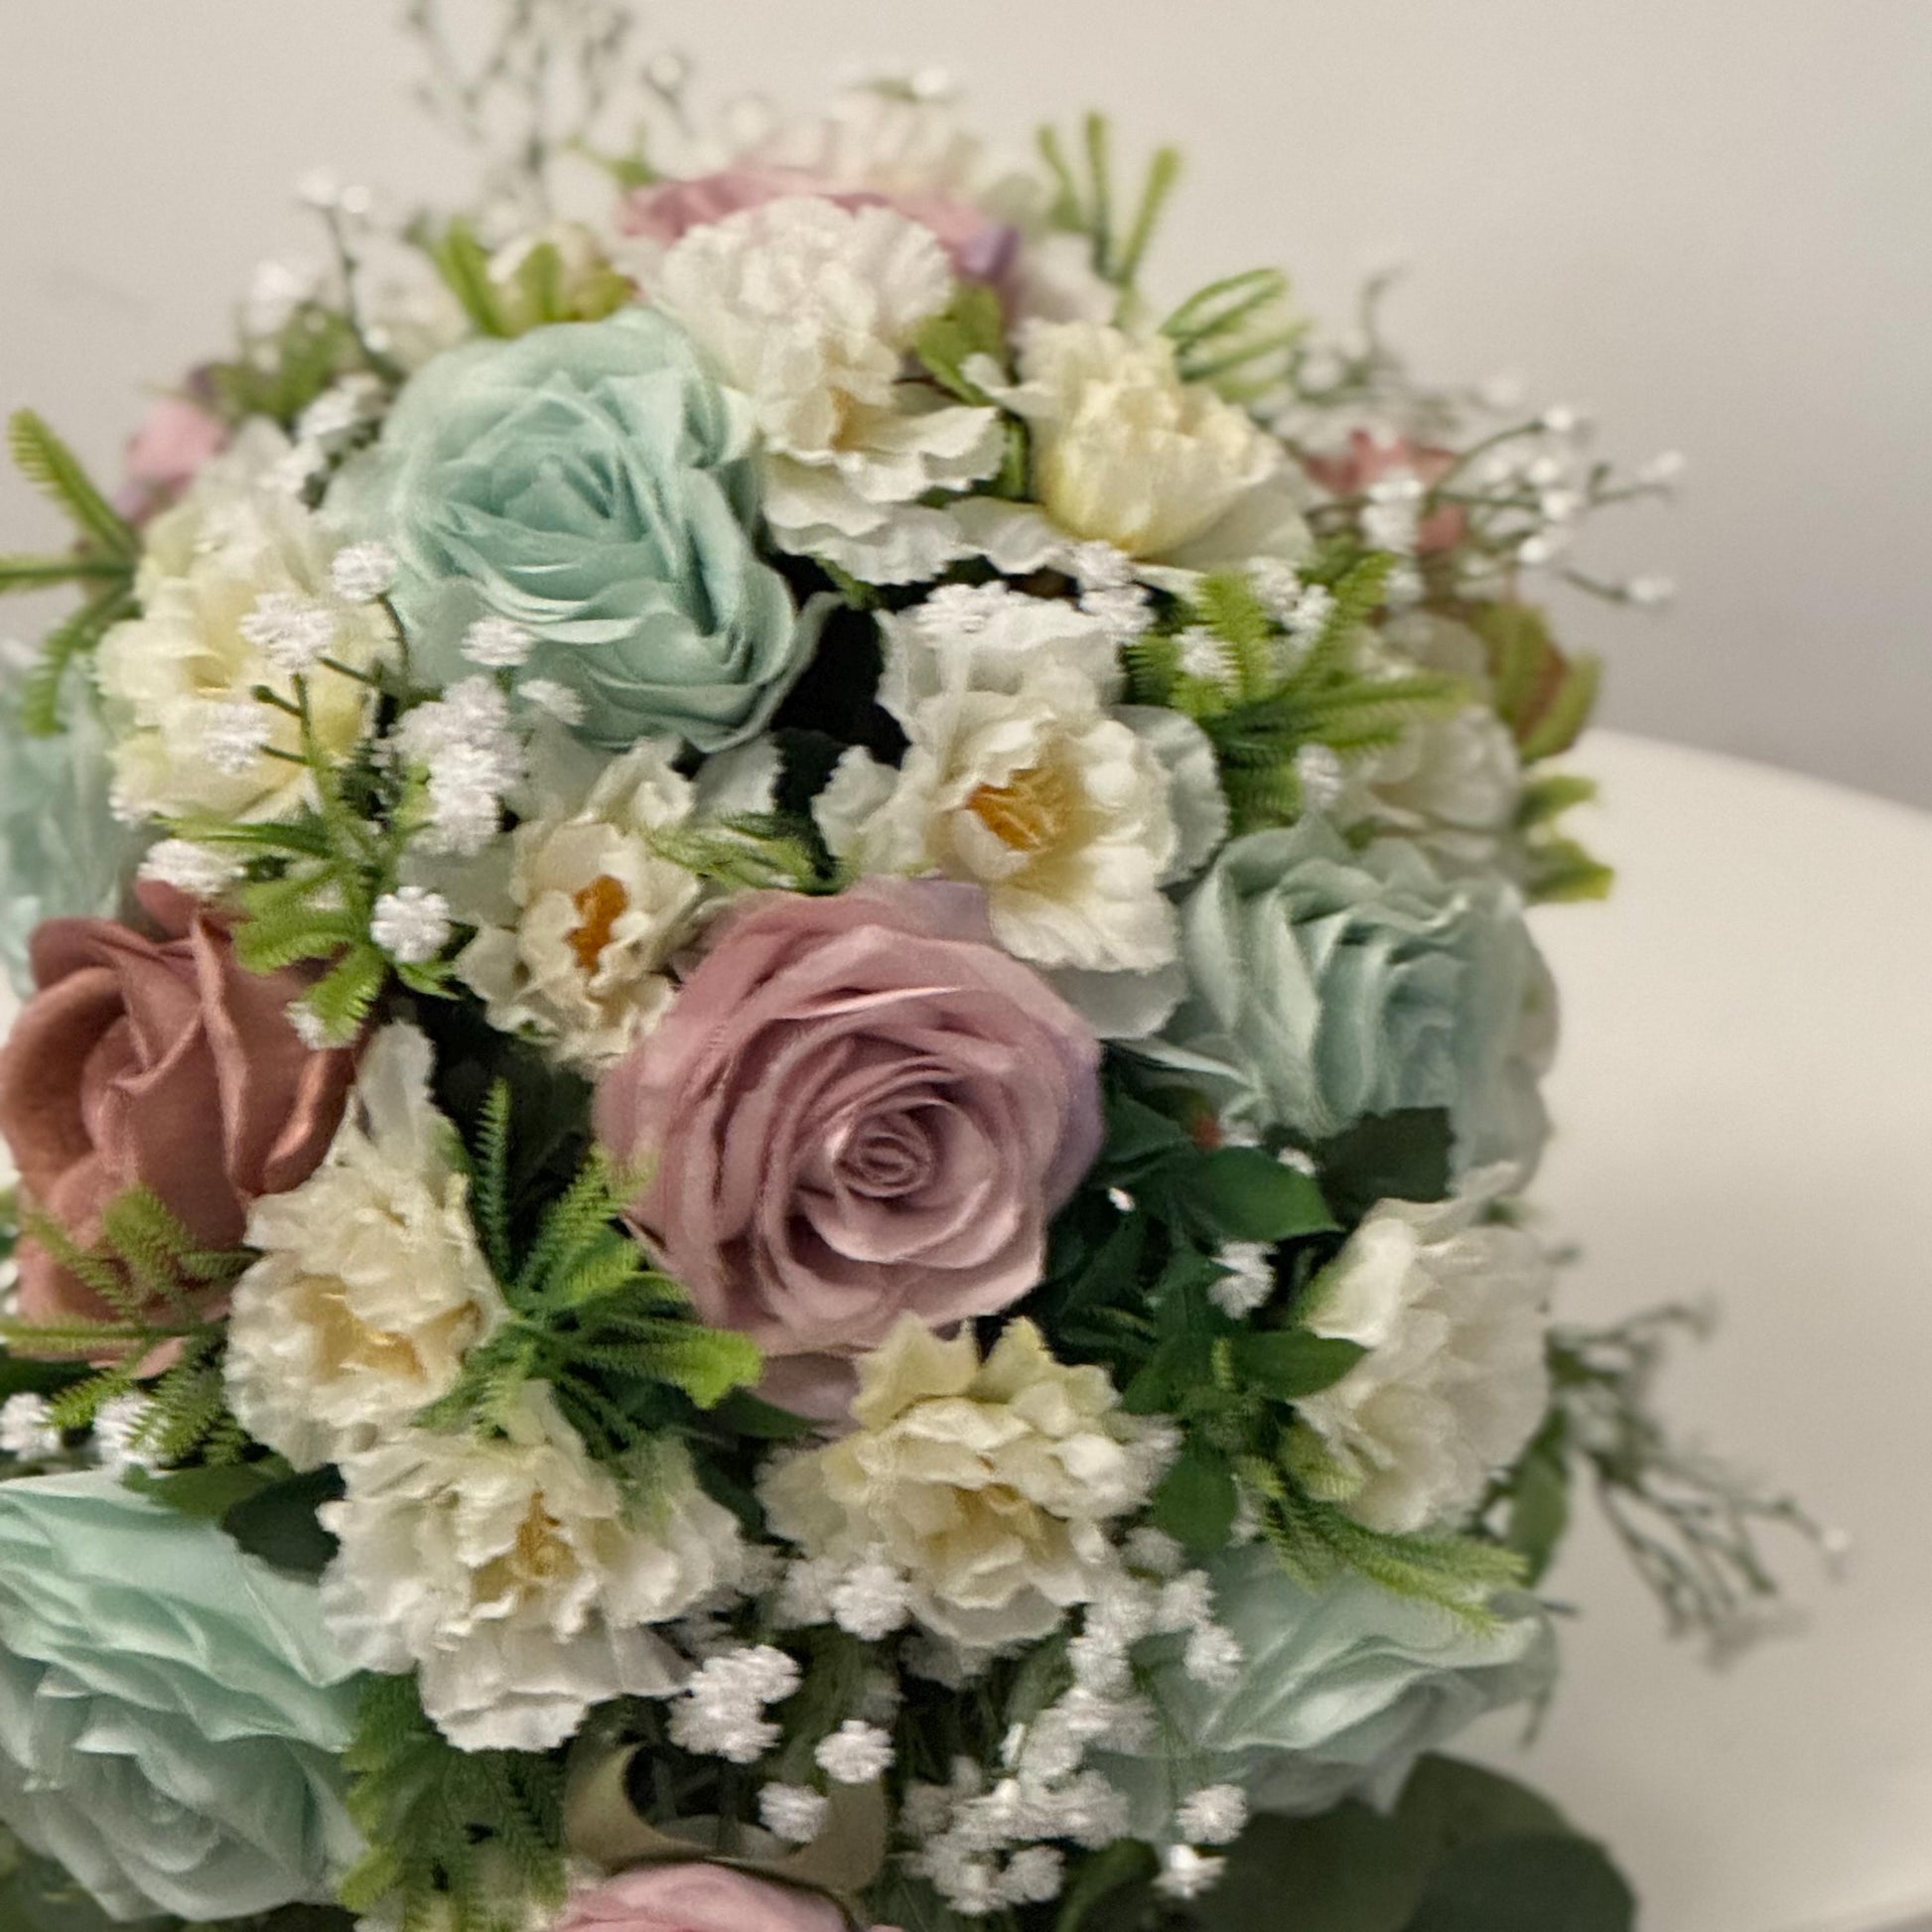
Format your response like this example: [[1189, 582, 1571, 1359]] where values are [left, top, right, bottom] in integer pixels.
[[569, 874, 630, 974], [968, 763, 1078, 856]]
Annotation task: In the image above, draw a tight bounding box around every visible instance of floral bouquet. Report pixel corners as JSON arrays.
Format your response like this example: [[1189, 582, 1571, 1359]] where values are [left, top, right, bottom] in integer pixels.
[[0, 11, 1820, 1932]]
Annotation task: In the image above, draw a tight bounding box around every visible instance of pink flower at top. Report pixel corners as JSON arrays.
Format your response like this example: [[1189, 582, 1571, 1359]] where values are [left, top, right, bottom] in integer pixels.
[[623, 165, 1019, 285], [0, 885, 354, 1343], [116, 393, 228, 522], [1304, 430, 1469, 554], [595, 881, 1102, 1419], [557, 1864, 895, 1932]]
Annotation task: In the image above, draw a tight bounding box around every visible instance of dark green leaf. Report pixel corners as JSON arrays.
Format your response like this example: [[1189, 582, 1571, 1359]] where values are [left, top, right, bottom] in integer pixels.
[[1501, 1419, 1572, 1585], [0, 1354, 92, 1401], [221, 1464, 344, 1576], [711, 1390, 820, 1442], [1191, 1805, 1422, 1932], [1152, 1445, 1240, 1555], [1405, 1835, 1635, 1931], [1313, 1111, 1454, 1222], [1100, 1086, 1197, 1179], [1054, 1839, 1160, 1931], [1191, 1146, 1336, 1242], [124, 1457, 288, 1523], [1232, 1329, 1367, 1401]]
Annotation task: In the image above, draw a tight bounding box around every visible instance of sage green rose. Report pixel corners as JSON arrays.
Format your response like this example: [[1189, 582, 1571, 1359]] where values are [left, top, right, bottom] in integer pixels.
[[0, 681, 145, 999], [333, 309, 811, 752], [1101, 1546, 1555, 1833], [0, 1471, 365, 1923], [1150, 817, 1554, 1173]]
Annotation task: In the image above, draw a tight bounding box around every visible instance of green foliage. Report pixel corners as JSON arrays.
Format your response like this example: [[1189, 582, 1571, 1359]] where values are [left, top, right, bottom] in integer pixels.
[[416, 216, 630, 339], [914, 282, 1012, 404], [1037, 114, 1185, 304], [646, 812, 839, 896], [339, 1674, 568, 1932], [5, 410, 141, 733], [1188, 1754, 1634, 1932], [1129, 556, 1466, 835], [207, 306, 368, 433], [0, 1187, 251, 1466], [1162, 266, 1303, 397], [418, 1089, 761, 1457], [1310, 1110, 1455, 1223]]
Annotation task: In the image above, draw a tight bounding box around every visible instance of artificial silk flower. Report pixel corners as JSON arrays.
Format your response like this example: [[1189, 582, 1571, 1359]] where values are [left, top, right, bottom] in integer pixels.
[[318, 1387, 742, 1752], [654, 197, 1006, 584], [224, 1023, 508, 1470]]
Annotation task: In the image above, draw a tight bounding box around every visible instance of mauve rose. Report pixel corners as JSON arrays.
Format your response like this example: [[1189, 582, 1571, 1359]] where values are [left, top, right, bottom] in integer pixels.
[[0, 885, 354, 1333], [558, 1864, 894, 1932], [596, 882, 1102, 1411], [116, 393, 229, 522], [1305, 430, 1469, 554], [623, 166, 1018, 284]]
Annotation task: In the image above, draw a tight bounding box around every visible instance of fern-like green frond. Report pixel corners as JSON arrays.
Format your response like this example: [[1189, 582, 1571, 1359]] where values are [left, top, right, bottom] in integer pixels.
[[7, 410, 139, 560]]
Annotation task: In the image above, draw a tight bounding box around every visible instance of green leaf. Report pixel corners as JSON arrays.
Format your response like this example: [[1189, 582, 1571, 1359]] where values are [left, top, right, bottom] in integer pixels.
[[422, 217, 514, 338], [19, 582, 137, 735], [1054, 1839, 1160, 1931], [1151, 1444, 1240, 1555], [7, 411, 139, 560], [711, 1390, 819, 1442], [1192, 1147, 1337, 1243], [1191, 1805, 1421, 1932], [0, 1834, 164, 1931], [1232, 1329, 1367, 1401], [0, 1354, 92, 1401], [1501, 1417, 1572, 1585], [1517, 653, 1602, 763], [1524, 836, 1616, 904], [1405, 1836, 1635, 1931], [124, 1457, 289, 1523], [1313, 1111, 1454, 1222], [1099, 1086, 1196, 1179], [221, 1464, 344, 1576], [913, 282, 1010, 403]]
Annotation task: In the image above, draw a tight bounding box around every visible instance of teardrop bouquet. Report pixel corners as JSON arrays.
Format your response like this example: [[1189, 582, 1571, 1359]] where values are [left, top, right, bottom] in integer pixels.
[[0, 13, 1821, 1932]]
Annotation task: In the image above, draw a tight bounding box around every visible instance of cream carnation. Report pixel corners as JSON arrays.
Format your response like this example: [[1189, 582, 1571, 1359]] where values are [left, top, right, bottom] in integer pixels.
[[814, 591, 1224, 1012], [318, 1389, 741, 1751], [654, 197, 1005, 583], [760, 1316, 1167, 1649], [1293, 1167, 1554, 1535], [224, 1025, 507, 1472], [959, 321, 1309, 574], [96, 430, 392, 822], [452, 732, 711, 1070]]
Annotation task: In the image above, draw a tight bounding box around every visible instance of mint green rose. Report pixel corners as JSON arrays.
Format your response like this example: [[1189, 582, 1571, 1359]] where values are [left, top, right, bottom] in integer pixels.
[[0, 1472, 365, 1923], [1102, 1547, 1554, 1833], [334, 309, 811, 752], [0, 683, 145, 999], [1151, 817, 1554, 1173]]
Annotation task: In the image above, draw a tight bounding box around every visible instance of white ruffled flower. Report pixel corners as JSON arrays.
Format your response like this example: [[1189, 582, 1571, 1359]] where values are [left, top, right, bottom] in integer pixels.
[[957, 321, 1309, 576], [761, 1316, 1167, 1650], [655, 198, 1005, 583], [96, 429, 392, 822], [814, 591, 1224, 1032], [1294, 1166, 1554, 1535], [224, 1025, 507, 1471], [1343, 705, 1525, 876], [450, 732, 758, 1071], [319, 1387, 742, 1751]]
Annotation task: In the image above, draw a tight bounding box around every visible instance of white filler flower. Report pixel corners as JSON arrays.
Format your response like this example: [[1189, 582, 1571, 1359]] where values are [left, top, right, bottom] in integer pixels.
[[1294, 1167, 1554, 1534], [655, 197, 1005, 583], [224, 1024, 507, 1471], [319, 1387, 743, 1751]]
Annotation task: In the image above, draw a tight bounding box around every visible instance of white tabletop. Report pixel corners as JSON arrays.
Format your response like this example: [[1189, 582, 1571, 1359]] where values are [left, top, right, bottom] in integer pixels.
[[1464, 732, 1932, 1932], [3, 733, 1929, 1929]]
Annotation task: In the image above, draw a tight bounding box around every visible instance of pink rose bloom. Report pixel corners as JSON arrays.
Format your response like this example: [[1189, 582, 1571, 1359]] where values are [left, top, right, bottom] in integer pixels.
[[596, 882, 1101, 1415], [558, 1864, 895, 1932], [116, 393, 228, 522], [0, 885, 354, 1339], [623, 167, 1018, 284], [1305, 430, 1469, 554]]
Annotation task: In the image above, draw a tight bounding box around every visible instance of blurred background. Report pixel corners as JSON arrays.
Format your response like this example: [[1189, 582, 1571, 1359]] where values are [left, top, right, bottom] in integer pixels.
[[2, 0, 1930, 802]]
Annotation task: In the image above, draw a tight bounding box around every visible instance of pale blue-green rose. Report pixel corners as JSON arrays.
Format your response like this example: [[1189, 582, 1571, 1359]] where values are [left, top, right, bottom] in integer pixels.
[[1102, 1546, 1555, 1835], [0, 684, 146, 999], [0, 1471, 365, 1923], [333, 309, 813, 752], [1147, 817, 1555, 1173]]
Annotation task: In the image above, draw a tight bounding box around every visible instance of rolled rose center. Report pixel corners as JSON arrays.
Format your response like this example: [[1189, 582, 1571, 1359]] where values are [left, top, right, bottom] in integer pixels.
[[570, 874, 631, 974], [838, 1106, 939, 1198]]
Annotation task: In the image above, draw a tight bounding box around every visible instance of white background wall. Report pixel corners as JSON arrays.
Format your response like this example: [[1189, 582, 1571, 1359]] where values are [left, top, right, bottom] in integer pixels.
[[2, 0, 1929, 812]]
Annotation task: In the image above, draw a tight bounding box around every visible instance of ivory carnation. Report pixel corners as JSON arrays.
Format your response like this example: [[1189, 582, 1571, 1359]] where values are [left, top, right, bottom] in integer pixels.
[[760, 1317, 1168, 1648], [318, 1390, 742, 1751], [224, 1024, 508, 1471], [1294, 1168, 1554, 1534], [654, 198, 1005, 583]]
